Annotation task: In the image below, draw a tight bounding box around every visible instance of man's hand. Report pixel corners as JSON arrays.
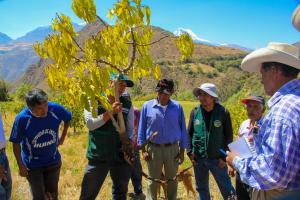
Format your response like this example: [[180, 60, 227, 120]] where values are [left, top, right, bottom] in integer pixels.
[[18, 163, 28, 177], [58, 136, 66, 146], [142, 150, 151, 161], [112, 102, 122, 114], [0, 165, 7, 181], [228, 165, 236, 177], [226, 151, 238, 168], [188, 153, 196, 166], [247, 135, 254, 143], [218, 159, 226, 168], [175, 149, 184, 164]]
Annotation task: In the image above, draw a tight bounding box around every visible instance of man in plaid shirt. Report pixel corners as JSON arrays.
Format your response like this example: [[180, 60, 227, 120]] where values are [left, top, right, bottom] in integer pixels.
[[226, 42, 300, 200]]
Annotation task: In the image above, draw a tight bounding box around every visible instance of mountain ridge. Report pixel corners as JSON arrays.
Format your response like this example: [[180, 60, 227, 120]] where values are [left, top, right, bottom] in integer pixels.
[[0, 32, 12, 44]]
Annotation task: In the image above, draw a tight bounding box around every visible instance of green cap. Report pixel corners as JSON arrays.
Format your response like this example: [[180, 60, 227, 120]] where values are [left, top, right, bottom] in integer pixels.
[[110, 73, 134, 87]]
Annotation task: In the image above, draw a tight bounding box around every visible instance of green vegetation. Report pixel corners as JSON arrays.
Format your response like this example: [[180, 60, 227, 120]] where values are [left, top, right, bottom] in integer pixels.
[[12, 83, 32, 102], [0, 79, 10, 101]]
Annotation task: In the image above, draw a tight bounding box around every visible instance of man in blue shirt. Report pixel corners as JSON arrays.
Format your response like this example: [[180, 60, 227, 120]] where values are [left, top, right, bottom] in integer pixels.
[[0, 115, 11, 200], [10, 89, 72, 200], [227, 42, 300, 199], [138, 78, 188, 200]]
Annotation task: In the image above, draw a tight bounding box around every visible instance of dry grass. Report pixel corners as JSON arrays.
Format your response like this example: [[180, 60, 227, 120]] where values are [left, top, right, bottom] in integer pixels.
[[3, 102, 234, 200]]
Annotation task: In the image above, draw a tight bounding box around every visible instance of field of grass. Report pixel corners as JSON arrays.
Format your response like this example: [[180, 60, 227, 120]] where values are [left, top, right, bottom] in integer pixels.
[[2, 100, 238, 200]]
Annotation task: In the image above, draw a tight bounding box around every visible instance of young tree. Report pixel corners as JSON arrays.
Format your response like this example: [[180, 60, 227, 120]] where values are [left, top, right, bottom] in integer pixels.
[[34, 0, 194, 159], [0, 79, 10, 102]]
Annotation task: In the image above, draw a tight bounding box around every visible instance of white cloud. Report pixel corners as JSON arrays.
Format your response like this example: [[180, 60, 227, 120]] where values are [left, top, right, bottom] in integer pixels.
[[78, 22, 87, 26]]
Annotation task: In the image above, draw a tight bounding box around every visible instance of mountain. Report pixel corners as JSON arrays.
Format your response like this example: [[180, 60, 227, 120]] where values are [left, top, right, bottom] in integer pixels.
[[16, 18, 246, 89], [293, 41, 300, 48], [174, 27, 252, 52], [15, 23, 84, 43], [0, 43, 39, 81], [0, 23, 84, 81], [220, 44, 253, 52], [0, 32, 12, 44]]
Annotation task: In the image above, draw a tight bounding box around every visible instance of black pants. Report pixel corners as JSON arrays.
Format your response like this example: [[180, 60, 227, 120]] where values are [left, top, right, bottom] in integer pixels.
[[80, 160, 131, 200], [27, 161, 62, 200], [236, 172, 251, 200]]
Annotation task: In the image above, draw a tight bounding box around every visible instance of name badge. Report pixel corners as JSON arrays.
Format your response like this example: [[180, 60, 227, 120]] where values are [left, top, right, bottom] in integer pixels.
[[214, 120, 222, 127], [195, 119, 200, 125]]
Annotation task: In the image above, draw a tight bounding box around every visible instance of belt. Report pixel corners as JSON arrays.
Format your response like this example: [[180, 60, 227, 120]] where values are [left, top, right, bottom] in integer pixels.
[[149, 141, 178, 147]]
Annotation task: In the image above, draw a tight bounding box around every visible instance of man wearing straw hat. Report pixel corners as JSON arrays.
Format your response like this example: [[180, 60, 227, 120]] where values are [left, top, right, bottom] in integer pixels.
[[226, 42, 300, 200]]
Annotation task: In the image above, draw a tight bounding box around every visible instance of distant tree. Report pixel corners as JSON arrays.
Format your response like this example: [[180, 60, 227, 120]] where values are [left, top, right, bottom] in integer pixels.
[[51, 92, 85, 134], [13, 83, 33, 101], [0, 79, 9, 102]]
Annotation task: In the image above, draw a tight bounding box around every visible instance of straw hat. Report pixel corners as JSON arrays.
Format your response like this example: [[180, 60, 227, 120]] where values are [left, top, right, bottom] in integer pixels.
[[241, 42, 300, 72], [292, 5, 300, 31]]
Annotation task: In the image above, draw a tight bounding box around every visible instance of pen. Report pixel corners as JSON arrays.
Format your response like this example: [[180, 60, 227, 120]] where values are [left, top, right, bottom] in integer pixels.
[[219, 148, 228, 157]]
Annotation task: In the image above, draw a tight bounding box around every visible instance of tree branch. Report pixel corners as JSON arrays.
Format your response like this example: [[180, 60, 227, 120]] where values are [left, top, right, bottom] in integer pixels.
[[95, 59, 122, 73], [123, 28, 137, 74], [96, 15, 109, 28], [125, 34, 170, 46], [71, 55, 84, 64], [56, 13, 85, 53]]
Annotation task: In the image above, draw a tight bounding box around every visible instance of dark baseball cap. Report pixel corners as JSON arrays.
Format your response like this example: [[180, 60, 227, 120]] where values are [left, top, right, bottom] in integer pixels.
[[155, 78, 174, 95], [110, 73, 134, 87], [241, 95, 265, 106]]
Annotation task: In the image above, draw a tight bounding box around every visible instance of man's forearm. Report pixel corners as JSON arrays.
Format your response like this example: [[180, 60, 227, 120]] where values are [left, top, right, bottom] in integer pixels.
[[12, 143, 24, 168], [61, 121, 70, 138]]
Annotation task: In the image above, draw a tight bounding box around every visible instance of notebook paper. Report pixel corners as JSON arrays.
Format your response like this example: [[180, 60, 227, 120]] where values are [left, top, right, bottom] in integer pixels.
[[228, 136, 256, 158]]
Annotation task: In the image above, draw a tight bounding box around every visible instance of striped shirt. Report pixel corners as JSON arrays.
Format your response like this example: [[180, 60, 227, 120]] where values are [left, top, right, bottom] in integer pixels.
[[233, 78, 300, 190]]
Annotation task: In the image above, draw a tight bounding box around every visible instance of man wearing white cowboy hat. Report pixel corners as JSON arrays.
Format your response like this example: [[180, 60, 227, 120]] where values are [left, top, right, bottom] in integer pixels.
[[226, 42, 300, 200], [187, 83, 235, 200]]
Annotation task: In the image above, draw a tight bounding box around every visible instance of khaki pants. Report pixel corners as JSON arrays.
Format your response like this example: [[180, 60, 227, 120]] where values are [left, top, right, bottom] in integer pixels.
[[146, 143, 179, 200], [251, 188, 300, 200]]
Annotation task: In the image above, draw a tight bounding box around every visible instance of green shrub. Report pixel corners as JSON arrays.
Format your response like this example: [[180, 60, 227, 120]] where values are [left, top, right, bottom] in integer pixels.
[[0, 79, 9, 102]]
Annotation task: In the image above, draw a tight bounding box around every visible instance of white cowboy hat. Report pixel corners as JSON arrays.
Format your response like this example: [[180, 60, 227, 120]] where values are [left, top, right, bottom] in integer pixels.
[[241, 42, 300, 72], [292, 5, 300, 31], [193, 83, 218, 98]]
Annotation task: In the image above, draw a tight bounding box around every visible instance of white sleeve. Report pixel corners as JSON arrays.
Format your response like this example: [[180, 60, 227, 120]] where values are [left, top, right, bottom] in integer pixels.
[[84, 108, 106, 131]]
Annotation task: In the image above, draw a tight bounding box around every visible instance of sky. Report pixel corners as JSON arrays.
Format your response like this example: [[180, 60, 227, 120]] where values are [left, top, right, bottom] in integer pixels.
[[0, 0, 299, 49]]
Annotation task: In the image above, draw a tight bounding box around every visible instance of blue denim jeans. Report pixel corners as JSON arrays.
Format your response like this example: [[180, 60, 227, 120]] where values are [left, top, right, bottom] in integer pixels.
[[194, 157, 235, 200], [80, 160, 131, 200], [0, 151, 12, 200], [130, 150, 143, 195]]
